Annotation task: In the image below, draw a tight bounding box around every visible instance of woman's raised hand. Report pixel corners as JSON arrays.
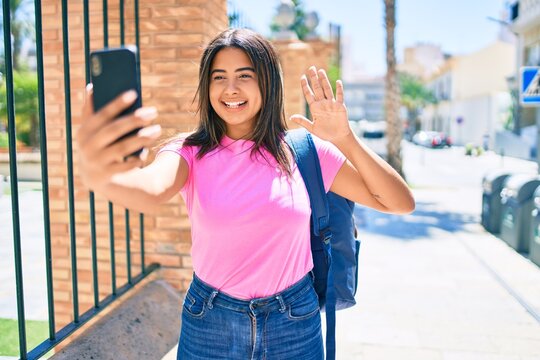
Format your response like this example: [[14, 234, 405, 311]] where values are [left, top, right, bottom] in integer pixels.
[[290, 66, 352, 143], [75, 84, 161, 191]]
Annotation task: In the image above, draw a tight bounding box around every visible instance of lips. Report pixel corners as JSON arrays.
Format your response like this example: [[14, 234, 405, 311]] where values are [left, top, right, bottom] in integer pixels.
[[223, 100, 247, 108]]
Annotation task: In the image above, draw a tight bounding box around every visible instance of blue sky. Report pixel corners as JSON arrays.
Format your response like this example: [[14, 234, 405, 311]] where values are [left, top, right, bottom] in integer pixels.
[[230, 0, 509, 77]]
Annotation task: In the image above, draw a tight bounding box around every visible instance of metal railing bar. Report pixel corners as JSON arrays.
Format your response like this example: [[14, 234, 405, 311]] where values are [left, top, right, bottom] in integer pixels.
[[34, 0, 56, 340], [102, 0, 117, 295], [103, 0, 109, 47], [134, 0, 145, 273], [126, 210, 132, 284], [109, 203, 117, 294], [61, 0, 80, 323], [140, 214, 145, 271], [26, 264, 161, 360], [3, 0, 28, 357], [135, 0, 142, 94], [120, 0, 125, 45], [119, 0, 132, 285], [83, 0, 100, 309]]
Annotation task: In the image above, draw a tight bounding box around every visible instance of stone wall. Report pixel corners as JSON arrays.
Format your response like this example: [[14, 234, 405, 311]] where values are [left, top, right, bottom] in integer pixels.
[[273, 38, 338, 127]]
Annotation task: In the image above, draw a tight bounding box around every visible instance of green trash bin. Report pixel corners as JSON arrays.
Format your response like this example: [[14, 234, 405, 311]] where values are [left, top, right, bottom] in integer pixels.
[[499, 174, 540, 253], [481, 170, 511, 234], [529, 186, 540, 266]]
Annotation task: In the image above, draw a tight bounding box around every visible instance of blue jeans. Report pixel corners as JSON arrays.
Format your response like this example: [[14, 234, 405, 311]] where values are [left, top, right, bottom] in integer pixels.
[[177, 273, 324, 360]]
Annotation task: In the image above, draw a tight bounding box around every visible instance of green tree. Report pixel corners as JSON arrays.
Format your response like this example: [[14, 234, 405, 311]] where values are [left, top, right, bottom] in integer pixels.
[[0, 0, 35, 71], [399, 72, 436, 138], [384, 0, 404, 177], [0, 71, 39, 147], [326, 63, 341, 94]]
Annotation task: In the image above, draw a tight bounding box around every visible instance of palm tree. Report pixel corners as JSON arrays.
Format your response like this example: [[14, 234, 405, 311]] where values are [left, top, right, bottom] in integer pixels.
[[384, 0, 404, 177], [399, 72, 436, 139]]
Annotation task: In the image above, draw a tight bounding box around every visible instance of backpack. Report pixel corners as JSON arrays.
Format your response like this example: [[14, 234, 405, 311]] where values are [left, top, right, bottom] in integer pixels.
[[285, 128, 361, 360]]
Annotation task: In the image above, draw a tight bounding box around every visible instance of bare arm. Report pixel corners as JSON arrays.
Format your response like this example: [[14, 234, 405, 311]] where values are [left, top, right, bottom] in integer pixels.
[[329, 133, 414, 214], [76, 84, 188, 213], [291, 67, 415, 214], [97, 153, 188, 213]]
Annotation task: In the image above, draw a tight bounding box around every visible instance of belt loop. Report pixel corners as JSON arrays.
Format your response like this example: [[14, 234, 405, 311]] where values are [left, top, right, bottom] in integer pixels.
[[309, 270, 315, 282], [207, 290, 218, 309], [276, 295, 286, 313]]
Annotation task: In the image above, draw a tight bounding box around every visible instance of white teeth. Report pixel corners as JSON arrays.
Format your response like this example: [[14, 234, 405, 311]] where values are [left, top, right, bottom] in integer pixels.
[[224, 101, 247, 108]]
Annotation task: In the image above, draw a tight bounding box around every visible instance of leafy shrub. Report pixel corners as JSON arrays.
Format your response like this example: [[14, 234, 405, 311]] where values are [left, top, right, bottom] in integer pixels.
[[0, 71, 39, 147]]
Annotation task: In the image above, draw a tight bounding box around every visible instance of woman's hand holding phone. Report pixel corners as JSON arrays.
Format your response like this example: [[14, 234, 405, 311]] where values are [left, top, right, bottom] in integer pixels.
[[76, 84, 161, 191]]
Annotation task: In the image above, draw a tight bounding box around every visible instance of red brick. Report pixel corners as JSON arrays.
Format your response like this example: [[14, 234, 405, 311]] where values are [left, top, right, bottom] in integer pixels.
[[152, 6, 203, 19]]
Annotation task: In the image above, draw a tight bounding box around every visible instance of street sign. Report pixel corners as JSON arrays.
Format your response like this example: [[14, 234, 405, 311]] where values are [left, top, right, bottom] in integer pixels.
[[520, 66, 540, 106]]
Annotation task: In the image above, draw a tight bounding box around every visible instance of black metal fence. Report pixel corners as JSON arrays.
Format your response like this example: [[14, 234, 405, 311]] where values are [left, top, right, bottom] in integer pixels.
[[3, 1, 158, 359]]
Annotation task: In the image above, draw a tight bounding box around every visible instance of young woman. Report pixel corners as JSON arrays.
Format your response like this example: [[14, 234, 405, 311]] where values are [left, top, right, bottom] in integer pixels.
[[76, 28, 414, 359]]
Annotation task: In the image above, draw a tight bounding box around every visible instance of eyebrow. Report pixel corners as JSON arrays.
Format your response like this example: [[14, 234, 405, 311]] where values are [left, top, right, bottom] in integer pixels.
[[210, 67, 255, 75]]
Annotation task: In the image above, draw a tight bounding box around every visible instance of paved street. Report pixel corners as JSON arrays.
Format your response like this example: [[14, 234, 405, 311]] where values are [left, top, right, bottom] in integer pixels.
[[0, 184, 49, 321]]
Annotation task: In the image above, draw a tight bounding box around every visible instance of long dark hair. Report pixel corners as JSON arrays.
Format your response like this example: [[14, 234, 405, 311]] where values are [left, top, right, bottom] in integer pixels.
[[183, 28, 291, 175]]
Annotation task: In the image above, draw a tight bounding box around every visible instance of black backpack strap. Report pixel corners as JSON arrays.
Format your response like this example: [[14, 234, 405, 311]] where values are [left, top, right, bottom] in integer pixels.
[[285, 128, 337, 360]]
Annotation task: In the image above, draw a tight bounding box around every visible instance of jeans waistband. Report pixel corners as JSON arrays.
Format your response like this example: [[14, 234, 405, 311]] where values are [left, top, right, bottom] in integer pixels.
[[189, 272, 315, 315]]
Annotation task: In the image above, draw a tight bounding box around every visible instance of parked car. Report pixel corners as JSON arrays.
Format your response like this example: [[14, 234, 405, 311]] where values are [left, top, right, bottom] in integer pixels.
[[412, 131, 452, 148]]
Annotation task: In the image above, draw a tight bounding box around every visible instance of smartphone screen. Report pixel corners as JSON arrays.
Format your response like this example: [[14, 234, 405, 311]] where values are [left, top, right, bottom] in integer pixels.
[[90, 46, 142, 156]]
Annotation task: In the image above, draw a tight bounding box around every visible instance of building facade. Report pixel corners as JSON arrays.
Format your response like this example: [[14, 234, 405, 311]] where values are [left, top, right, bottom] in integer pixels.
[[343, 78, 385, 122], [421, 41, 516, 148], [398, 43, 446, 80], [511, 0, 540, 132]]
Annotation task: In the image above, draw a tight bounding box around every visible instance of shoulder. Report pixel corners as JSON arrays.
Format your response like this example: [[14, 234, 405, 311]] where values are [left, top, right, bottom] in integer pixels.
[[310, 134, 343, 157], [155, 132, 200, 172], [157, 131, 197, 156]]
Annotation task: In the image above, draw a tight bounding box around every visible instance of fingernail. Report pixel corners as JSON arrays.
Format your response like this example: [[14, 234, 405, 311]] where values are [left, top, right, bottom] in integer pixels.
[[140, 148, 149, 162], [138, 124, 161, 137], [86, 83, 93, 91], [135, 107, 157, 120], [123, 90, 138, 103]]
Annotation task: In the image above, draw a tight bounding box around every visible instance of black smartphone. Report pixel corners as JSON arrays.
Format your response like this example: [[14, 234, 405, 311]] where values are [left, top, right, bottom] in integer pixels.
[[90, 46, 142, 157]]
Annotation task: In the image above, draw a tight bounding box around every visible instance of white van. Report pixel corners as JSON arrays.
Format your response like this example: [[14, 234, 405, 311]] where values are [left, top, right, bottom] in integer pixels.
[[352, 120, 388, 159]]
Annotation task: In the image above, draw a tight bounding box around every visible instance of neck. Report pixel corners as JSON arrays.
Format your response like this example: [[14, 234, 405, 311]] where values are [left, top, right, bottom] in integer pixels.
[[226, 127, 253, 140]]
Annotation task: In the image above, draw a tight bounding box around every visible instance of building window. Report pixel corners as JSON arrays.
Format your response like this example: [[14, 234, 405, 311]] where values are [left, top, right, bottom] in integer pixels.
[[525, 42, 540, 66]]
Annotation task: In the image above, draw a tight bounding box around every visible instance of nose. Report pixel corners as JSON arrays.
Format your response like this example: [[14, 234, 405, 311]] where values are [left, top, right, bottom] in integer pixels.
[[224, 79, 239, 95]]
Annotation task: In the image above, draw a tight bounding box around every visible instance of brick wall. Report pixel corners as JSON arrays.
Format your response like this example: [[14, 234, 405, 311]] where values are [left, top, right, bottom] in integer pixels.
[[43, 0, 228, 328], [273, 38, 338, 127]]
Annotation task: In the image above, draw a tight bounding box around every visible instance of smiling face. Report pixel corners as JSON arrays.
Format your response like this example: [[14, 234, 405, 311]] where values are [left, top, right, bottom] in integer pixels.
[[209, 47, 262, 139]]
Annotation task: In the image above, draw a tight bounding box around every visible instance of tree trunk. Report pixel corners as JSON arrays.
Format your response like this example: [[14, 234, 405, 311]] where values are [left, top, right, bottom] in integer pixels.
[[384, 0, 404, 178]]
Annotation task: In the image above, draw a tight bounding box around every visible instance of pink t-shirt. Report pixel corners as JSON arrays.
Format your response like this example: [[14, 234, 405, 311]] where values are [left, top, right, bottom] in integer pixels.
[[159, 134, 345, 299]]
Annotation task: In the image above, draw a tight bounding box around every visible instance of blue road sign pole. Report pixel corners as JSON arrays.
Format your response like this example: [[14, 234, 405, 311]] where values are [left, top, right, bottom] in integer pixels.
[[520, 66, 540, 106], [536, 110, 540, 175], [520, 67, 540, 174]]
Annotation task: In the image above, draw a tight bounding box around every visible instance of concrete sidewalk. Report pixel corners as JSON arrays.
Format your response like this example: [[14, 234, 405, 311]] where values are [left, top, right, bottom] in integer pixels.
[[335, 187, 540, 360], [332, 146, 540, 359]]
